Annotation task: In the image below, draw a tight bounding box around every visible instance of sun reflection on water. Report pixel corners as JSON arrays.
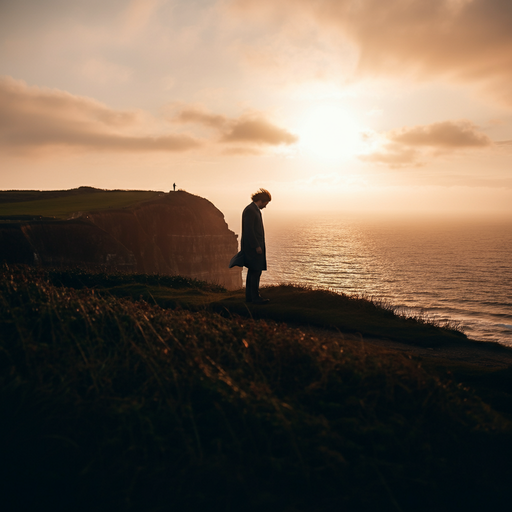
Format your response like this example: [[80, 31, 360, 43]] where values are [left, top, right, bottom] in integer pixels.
[[257, 213, 512, 345]]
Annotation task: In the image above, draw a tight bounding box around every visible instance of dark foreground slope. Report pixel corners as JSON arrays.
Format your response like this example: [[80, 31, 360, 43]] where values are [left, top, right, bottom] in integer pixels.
[[0, 187, 242, 290], [1, 266, 512, 512]]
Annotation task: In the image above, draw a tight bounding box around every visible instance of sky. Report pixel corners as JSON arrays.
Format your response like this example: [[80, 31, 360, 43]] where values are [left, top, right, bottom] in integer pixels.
[[1, 0, 512, 218]]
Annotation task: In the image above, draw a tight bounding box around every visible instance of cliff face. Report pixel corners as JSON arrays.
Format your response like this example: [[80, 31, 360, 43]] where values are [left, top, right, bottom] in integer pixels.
[[0, 191, 242, 290]]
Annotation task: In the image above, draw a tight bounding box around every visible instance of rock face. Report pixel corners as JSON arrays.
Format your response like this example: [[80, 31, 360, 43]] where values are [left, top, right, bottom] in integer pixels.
[[0, 191, 242, 290]]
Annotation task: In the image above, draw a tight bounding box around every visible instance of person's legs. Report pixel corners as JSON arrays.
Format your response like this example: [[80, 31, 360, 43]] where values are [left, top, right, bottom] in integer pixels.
[[246, 269, 262, 302], [245, 270, 252, 301], [252, 269, 262, 299]]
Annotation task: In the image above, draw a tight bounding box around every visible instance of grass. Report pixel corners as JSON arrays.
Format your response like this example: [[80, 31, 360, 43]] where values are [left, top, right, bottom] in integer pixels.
[[1, 265, 512, 511], [0, 190, 161, 219], [43, 272, 467, 344], [211, 284, 468, 346]]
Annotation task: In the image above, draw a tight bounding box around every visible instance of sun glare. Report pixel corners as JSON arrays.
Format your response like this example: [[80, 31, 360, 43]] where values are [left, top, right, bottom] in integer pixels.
[[297, 104, 366, 162]]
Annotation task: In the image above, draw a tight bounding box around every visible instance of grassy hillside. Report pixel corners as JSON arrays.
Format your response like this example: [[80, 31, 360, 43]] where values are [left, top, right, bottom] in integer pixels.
[[48, 269, 468, 345], [1, 265, 512, 512], [0, 187, 162, 219]]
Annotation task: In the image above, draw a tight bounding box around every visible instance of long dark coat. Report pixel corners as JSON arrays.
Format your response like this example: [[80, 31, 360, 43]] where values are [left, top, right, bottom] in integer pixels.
[[241, 201, 267, 271]]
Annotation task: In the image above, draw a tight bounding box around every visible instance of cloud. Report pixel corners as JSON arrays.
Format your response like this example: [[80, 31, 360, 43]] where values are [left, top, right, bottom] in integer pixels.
[[360, 144, 422, 168], [389, 121, 492, 148], [174, 108, 228, 130], [0, 76, 201, 154], [222, 118, 297, 145], [0, 77, 297, 158], [361, 120, 493, 167], [222, 147, 263, 156], [80, 57, 134, 84], [230, 0, 512, 105], [172, 106, 298, 146], [121, 0, 162, 40]]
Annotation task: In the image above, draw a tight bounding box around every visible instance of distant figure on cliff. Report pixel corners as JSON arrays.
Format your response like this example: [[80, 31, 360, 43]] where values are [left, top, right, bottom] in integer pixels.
[[173, 183, 176, 191], [230, 188, 271, 304]]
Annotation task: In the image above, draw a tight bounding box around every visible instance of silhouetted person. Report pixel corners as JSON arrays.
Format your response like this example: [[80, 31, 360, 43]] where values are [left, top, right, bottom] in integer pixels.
[[241, 188, 271, 304], [173, 183, 176, 191]]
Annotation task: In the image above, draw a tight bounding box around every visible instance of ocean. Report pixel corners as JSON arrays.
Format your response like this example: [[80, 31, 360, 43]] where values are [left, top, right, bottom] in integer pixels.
[[226, 211, 512, 346]]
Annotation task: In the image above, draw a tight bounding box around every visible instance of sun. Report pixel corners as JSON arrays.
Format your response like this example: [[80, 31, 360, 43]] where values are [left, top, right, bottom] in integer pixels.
[[296, 104, 366, 162]]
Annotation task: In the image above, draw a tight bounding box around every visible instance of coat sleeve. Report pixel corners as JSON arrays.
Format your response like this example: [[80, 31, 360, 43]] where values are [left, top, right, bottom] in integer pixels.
[[228, 250, 245, 268]]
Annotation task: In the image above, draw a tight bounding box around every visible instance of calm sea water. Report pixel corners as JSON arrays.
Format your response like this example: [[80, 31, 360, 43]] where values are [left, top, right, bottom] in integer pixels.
[[227, 212, 512, 346]]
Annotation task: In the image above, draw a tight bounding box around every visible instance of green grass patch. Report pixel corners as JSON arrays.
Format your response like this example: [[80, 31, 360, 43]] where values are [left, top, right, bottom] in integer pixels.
[[1, 265, 512, 511], [0, 190, 161, 219]]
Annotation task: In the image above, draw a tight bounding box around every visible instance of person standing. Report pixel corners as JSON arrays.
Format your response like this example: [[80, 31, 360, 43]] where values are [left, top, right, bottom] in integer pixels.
[[241, 188, 271, 304]]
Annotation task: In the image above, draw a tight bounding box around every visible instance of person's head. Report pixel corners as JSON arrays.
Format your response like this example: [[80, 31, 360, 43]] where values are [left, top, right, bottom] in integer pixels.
[[251, 188, 272, 209]]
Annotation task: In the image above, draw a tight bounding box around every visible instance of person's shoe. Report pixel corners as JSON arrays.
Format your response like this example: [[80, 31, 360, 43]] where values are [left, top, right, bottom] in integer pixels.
[[252, 298, 270, 304]]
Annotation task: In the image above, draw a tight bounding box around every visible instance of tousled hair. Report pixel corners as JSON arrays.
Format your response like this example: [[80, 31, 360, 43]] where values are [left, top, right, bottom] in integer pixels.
[[251, 188, 272, 203]]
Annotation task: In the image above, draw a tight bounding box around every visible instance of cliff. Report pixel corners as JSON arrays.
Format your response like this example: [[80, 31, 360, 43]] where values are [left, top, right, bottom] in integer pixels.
[[0, 190, 242, 290]]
